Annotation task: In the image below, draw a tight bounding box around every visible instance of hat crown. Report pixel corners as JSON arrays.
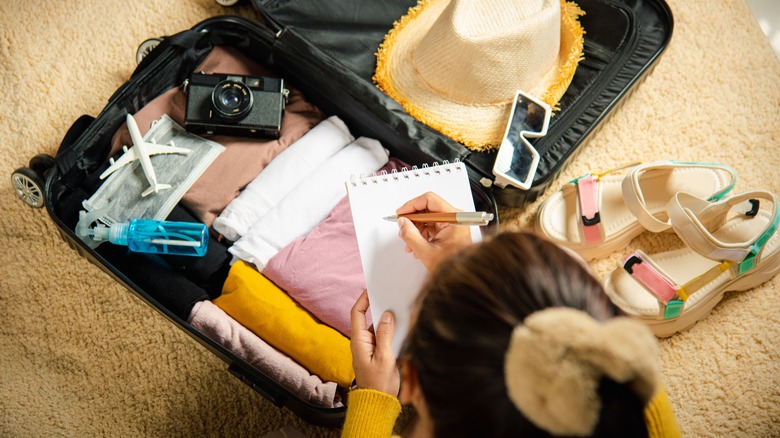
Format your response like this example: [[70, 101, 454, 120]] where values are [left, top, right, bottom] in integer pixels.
[[412, 0, 561, 104]]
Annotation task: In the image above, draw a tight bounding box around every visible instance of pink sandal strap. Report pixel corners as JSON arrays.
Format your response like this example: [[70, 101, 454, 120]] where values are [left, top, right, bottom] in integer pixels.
[[622, 252, 678, 304], [575, 175, 604, 245], [622, 251, 737, 319], [569, 162, 641, 247]]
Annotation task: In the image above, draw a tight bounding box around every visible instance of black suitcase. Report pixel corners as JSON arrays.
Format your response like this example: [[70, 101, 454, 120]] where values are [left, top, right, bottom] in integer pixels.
[[16, 0, 672, 428]]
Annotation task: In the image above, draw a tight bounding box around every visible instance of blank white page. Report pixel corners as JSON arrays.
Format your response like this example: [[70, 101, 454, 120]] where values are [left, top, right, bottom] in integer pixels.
[[346, 161, 481, 355]]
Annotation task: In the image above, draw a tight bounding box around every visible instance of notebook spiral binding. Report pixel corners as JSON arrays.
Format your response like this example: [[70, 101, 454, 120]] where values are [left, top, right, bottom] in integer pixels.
[[349, 159, 464, 187]]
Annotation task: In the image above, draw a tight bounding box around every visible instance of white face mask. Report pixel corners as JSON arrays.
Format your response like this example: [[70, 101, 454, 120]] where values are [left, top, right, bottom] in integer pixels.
[[83, 114, 224, 226]]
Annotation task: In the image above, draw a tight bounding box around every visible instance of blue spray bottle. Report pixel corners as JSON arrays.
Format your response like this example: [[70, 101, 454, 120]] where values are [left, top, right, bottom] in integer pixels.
[[76, 209, 208, 257]]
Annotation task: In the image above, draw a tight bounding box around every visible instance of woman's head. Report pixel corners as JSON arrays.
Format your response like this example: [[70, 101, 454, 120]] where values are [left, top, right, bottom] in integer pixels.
[[400, 231, 657, 437]]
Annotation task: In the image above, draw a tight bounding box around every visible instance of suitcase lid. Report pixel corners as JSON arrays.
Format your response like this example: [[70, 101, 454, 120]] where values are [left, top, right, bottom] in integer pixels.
[[252, 0, 673, 206]]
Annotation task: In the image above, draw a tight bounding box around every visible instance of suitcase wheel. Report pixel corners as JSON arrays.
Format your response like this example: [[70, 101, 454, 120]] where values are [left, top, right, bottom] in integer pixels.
[[29, 153, 56, 176], [136, 38, 164, 65], [12, 167, 45, 208], [215, 0, 242, 6], [12, 153, 54, 208]]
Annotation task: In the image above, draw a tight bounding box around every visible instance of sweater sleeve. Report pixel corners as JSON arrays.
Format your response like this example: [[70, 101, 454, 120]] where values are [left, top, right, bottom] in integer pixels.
[[644, 385, 681, 438], [342, 384, 677, 437], [341, 389, 402, 438]]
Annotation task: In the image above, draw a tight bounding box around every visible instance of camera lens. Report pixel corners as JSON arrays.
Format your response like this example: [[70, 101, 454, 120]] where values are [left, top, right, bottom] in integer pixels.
[[211, 80, 253, 121], [221, 88, 243, 109]]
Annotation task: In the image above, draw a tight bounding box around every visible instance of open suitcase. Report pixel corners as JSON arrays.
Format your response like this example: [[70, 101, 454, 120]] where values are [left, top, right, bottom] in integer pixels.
[[13, 0, 672, 428]]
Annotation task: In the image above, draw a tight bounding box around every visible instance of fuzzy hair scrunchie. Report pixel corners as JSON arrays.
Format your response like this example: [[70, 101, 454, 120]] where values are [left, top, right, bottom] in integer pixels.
[[504, 307, 659, 436]]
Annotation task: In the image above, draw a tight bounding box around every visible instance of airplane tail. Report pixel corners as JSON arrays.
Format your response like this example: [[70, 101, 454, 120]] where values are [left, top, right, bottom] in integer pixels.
[[142, 183, 172, 197]]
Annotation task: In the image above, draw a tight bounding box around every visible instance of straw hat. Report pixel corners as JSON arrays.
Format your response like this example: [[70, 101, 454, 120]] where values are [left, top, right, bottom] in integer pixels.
[[374, 0, 585, 152]]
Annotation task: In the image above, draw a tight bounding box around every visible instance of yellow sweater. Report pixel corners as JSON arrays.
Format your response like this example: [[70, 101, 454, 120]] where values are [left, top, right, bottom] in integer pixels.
[[341, 386, 680, 437], [214, 261, 354, 387]]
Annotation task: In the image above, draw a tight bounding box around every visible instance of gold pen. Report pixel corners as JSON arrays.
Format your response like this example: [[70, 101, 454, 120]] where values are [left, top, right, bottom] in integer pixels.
[[382, 212, 494, 226]]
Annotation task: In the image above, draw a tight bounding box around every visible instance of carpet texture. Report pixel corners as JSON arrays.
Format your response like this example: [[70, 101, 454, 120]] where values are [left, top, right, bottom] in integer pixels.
[[1, 0, 778, 436]]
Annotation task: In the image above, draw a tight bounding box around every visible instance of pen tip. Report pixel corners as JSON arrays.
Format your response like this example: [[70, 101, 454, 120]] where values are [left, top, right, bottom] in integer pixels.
[[382, 215, 397, 222]]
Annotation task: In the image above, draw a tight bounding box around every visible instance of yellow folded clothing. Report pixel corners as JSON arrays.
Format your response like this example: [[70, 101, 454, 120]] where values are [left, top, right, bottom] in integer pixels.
[[214, 261, 354, 387]]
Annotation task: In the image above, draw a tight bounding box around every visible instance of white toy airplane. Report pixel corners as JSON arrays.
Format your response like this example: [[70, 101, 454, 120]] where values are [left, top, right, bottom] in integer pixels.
[[100, 114, 190, 197]]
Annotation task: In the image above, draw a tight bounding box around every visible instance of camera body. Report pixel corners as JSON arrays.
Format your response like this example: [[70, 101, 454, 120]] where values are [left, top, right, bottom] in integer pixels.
[[184, 72, 286, 139]]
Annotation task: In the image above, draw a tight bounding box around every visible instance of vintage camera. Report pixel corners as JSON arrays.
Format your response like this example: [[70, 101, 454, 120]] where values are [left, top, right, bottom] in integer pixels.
[[184, 72, 287, 138]]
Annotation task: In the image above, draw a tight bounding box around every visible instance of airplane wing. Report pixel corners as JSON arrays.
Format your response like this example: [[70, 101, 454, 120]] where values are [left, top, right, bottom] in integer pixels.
[[99, 142, 190, 180], [99, 147, 140, 180], [143, 142, 191, 156]]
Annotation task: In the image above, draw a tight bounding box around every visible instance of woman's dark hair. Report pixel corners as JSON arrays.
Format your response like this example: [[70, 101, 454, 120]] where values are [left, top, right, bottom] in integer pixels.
[[401, 231, 649, 437]]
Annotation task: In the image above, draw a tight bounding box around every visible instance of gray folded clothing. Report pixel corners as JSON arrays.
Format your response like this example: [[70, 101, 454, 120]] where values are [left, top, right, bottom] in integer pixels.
[[83, 115, 224, 226]]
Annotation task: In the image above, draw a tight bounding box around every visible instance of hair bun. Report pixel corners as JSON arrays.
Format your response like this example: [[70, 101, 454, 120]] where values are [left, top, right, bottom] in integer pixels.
[[504, 308, 659, 436]]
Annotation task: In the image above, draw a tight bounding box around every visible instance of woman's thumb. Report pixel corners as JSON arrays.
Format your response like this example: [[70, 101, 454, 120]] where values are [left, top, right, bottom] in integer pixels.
[[374, 311, 395, 352]]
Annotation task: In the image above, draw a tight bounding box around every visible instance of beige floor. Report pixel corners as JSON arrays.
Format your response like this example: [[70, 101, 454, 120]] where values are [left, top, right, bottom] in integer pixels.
[[1, 0, 779, 436]]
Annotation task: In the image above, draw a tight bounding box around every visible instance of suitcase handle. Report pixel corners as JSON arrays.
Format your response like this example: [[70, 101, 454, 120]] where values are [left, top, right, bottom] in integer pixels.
[[131, 29, 207, 77], [227, 363, 286, 407], [54, 114, 95, 177], [59, 114, 95, 152]]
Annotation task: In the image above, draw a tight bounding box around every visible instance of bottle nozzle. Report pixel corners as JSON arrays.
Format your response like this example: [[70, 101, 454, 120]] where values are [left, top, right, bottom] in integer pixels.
[[92, 224, 111, 242], [75, 207, 114, 249]]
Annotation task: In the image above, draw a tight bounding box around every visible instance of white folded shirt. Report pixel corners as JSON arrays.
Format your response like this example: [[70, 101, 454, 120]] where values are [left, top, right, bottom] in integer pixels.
[[213, 115, 354, 242], [229, 136, 389, 270]]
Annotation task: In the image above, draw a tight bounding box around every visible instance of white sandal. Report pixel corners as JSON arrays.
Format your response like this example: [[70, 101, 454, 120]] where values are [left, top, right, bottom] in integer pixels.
[[604, 190, 780, 337], [536, 161, 737, 260]]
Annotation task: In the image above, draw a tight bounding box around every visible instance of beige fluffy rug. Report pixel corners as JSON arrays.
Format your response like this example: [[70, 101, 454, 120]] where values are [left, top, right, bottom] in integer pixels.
[[1, 0, 778, 436]]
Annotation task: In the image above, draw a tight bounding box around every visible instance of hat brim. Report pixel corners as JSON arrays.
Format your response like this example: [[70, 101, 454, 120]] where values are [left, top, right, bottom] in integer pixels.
[[374, 0, 585, 152]]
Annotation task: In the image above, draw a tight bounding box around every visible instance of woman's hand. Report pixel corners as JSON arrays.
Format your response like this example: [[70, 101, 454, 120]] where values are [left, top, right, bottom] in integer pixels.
[[349, 290, 400, 396], [396, 191, 473, 271]]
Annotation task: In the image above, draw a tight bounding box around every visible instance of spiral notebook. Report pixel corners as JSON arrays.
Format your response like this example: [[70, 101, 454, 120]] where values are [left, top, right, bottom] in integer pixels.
[[346, 161, 482, 354]]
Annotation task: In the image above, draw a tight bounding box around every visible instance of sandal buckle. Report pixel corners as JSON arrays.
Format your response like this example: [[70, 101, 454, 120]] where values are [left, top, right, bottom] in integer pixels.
[[623, 255, 643, 274], [582, 212, 601, 226], [746, 199, 759, 217]]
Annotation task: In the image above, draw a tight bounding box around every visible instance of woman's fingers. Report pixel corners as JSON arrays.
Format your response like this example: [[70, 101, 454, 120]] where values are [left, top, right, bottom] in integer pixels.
[[348, 294, 401, 396], [395, 191, 460, 216], [350, 290, 370, 338], [398, 218, 437, 269], [373, 311, 395, 359]]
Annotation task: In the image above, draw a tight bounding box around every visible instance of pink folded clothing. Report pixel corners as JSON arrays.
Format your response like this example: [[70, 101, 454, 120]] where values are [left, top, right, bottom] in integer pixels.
[[187, 300, 343, 408], [263, 158, 409, 337], [109, 46, 324, 226]]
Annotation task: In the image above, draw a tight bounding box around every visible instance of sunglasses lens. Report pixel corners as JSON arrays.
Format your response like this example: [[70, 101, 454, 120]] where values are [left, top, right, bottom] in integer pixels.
[[505, 96, 546, 139], [522, 98, 547, 133], [493, 92, 550, 190], [503, 141, 537, 186]]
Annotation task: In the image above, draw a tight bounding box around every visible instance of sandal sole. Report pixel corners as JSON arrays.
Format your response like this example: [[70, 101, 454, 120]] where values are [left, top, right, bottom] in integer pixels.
[[604, 209, 780, 337]]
